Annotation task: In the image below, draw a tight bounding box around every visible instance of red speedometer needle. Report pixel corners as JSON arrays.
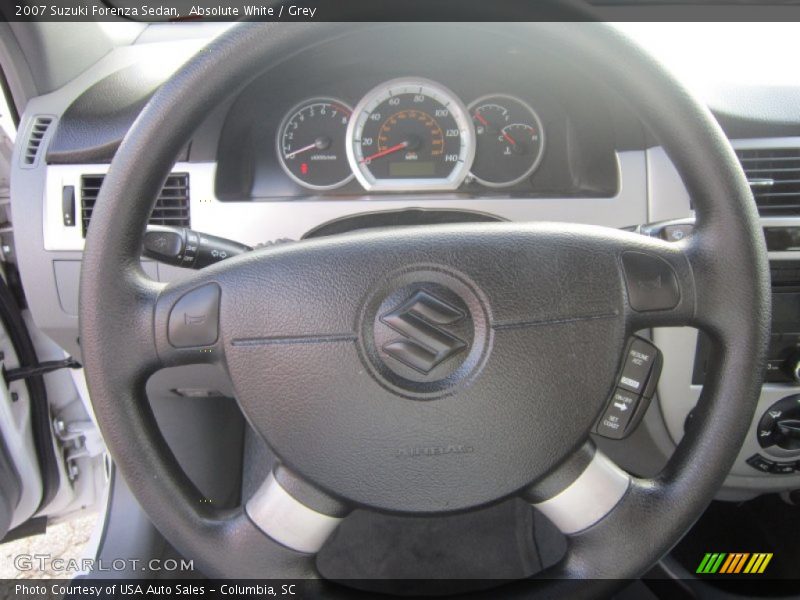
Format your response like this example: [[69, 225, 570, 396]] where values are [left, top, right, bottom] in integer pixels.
[[360, 141, 408, 163]]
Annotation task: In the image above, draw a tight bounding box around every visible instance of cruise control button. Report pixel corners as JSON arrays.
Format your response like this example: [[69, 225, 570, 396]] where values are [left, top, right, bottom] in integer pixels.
[[619, 338, 657, 394], [595, 388, 639, 439], [621, 251, 680, 312], [168, 283, 221, 348]]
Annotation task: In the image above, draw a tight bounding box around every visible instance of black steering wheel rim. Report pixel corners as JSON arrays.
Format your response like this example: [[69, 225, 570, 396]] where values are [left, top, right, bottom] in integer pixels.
[[79, 22, 770, 597]]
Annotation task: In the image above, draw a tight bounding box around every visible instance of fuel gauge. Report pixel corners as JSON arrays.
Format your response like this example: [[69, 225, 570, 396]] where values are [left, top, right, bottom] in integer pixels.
[[468, 95, 545, 188]]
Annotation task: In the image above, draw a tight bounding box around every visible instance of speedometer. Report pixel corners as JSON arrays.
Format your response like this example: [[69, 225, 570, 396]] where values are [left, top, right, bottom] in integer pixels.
[[346, 78, 475, 192]]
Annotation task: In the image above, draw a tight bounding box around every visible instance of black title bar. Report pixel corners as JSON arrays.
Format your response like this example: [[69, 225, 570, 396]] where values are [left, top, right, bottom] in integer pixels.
[[4, 0, 800, 22]]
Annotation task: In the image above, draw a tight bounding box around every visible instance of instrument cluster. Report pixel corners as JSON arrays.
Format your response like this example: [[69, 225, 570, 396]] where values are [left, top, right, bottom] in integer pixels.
[[276, 77, 546, 193]]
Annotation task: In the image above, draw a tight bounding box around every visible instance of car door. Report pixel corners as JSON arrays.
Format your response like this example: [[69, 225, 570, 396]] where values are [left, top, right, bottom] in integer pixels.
[[0, 75, 91, 545], [0, 104, 50, 542]]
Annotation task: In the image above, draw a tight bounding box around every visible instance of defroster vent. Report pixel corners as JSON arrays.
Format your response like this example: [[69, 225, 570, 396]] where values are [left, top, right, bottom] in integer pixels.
[[81, 173, 190, 237], [22, 116, 54, 167]]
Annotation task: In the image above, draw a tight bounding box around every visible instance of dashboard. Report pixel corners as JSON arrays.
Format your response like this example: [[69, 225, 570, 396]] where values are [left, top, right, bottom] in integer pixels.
[[41, 26, 630, 203], [204, 26, 625, 202], [275, 81, 541, 192], [8, 22, 800, 500]]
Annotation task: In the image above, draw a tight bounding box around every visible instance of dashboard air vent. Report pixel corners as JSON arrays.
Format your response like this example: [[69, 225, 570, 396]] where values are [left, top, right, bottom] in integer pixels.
[[81, 173, 190, 237], [22, 116, 54, 167], [736, 148, 800, 215]]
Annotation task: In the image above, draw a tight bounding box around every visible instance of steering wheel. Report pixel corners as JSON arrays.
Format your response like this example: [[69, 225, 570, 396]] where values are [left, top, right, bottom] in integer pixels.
[[79, 22, 770, 598]]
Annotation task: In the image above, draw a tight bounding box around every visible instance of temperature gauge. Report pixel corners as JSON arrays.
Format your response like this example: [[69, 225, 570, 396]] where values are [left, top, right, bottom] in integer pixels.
[[277, 98, 354, 191], [468, 94, 545, 188]]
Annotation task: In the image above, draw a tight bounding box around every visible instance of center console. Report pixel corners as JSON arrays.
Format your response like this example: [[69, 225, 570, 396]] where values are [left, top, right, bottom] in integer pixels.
[[691, 255, 800, 479]]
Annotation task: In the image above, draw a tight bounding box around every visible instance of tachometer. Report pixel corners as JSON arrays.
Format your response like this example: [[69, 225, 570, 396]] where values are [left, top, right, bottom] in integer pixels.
[[277, 98, 354, 190], [468, 94, 545, 188], [346, 78, 475, 192]]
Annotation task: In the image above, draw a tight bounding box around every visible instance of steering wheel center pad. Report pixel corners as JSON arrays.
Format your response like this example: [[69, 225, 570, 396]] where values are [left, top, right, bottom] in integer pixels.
[[208, 224, 639, 512]]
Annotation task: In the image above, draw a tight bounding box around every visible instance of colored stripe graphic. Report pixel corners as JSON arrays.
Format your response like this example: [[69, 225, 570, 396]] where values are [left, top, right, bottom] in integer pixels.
[[719, 554, 735, 573], [733, 553, 750, 573], [697, 552, 773, 574], [696, 553, 713, 573], [719, 553, 749, 573], [697, 553, 726, 574], [744, 553, 773, 574]]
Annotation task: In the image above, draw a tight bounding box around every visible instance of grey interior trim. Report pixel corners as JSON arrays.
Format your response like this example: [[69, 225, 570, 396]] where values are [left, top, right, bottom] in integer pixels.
[[731, 136, 800, 150], [0, 22, 38, 114], [7, 22, 144, 95], [10, 31, 227, 360], [245, 471, 343, 554], [43, 151, 646, 252], [134, 23, 233, 45], [530, 451, 630, 535]]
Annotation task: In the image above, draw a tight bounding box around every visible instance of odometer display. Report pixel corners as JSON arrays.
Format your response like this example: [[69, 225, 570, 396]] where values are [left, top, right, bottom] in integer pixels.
[[390, 161, 436, 177], [347, 78, 475, 192]]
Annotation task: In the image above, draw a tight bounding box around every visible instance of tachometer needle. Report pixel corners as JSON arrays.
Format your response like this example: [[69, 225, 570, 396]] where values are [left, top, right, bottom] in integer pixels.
[[285, 137, 331, 159], [360, 141, 409, 163], [284, 142, 318, 159]]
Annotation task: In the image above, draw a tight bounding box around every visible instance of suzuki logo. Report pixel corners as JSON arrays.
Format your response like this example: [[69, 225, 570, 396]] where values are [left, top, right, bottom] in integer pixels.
[[380, 290, 468, 374]]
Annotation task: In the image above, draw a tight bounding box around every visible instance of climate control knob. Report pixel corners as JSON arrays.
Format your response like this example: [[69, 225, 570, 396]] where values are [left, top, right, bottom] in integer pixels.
[[758, 394, 800, 451]]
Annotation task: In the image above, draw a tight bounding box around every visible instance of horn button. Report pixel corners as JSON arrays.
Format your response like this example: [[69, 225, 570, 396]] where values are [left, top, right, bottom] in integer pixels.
[[222, 232, 627, 513], [359, 269, 491, 398]]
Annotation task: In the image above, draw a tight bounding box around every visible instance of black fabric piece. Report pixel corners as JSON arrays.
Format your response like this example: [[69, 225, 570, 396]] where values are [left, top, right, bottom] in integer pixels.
[[317, 500, 546, 596]]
